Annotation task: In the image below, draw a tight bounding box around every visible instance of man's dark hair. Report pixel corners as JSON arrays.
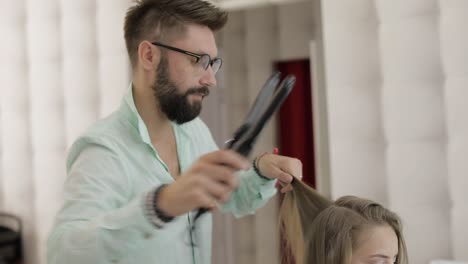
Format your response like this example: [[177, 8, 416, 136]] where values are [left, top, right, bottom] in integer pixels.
[[124, 0, 228, 67]]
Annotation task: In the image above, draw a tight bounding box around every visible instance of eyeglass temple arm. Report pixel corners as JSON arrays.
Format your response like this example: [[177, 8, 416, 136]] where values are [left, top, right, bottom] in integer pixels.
[[151, 41, 202, 59]]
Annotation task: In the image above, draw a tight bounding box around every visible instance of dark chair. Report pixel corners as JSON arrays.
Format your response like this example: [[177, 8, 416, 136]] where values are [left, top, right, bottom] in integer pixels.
[[0, 213, 22, 264]]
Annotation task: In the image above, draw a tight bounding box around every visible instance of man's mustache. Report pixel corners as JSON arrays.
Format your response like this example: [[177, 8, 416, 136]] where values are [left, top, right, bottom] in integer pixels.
[[185, 87, 210, 97]]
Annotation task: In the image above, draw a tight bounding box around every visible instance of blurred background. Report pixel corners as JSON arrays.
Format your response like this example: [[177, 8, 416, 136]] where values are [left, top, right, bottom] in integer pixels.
[[1, 0, 467, 263]]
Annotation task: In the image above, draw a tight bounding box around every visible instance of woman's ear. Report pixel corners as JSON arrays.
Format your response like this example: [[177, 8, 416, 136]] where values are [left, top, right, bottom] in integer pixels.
[[137, 40, 160, 71]]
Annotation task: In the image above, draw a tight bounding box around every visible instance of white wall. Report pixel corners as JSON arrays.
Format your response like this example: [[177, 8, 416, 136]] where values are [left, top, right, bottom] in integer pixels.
[[439, 1, 468, 260], [322, 0, 468, 262]]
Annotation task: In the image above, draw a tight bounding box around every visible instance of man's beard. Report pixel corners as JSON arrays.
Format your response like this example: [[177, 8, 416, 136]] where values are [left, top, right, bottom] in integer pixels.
[[152, 56, 210, 124]]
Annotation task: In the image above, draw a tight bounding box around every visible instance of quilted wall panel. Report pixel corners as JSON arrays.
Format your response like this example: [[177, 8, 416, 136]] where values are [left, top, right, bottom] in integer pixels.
[[26, 0, 66, 262], [0, 1, 131, 263], [61, 0, 99, 147], [323, 0, 468, 262], [96, 0, 131, 117], [377, 0, 451, 262], [321, 0, 387, 204], [439, 0, 468, 260], [0, 1, 37, 263]]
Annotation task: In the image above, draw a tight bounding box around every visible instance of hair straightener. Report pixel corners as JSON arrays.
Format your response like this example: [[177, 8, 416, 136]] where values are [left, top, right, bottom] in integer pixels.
[[194, 72, 296, 222]]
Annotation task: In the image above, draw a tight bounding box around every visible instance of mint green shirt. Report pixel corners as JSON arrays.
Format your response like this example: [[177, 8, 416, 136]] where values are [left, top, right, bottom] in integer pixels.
[[47, 86, 277, 264]]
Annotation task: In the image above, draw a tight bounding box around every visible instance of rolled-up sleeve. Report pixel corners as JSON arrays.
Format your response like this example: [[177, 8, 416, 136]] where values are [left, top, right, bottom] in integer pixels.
[[47, 139, 160, 264]]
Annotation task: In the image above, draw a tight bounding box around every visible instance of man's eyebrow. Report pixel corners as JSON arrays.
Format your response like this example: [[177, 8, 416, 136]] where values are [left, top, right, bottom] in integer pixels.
[[194, 49, 218, 58]]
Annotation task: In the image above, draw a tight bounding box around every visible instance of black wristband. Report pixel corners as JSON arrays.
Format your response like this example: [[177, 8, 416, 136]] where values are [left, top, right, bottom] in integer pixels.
[[153, 184, 175, 223], [253, 157, 273, 181], [144, 184, 175, 228]]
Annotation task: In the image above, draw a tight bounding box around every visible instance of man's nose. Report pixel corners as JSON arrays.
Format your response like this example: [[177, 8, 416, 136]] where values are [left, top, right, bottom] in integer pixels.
[[199, 66, 217, 87]]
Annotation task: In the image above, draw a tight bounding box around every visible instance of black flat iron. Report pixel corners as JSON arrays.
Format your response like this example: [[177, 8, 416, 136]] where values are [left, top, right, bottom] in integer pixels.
[[194, 72, 296, 221]]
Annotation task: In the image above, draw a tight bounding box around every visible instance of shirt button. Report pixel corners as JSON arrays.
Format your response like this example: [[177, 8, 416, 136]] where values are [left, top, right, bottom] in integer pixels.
[[111, 259, 118, 263], [144, 232, 152, 239]]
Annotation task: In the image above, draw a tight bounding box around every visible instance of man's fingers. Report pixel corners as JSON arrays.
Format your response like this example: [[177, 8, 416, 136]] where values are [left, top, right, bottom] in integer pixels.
[[196, 163, 240, 189], [268, 156, 302, 179], [193, 169, 236, 203], [280, 184, 293, 193], [203, 150, 249, 171], [269, 166, 293, 183], [202, 180, 234, 203]]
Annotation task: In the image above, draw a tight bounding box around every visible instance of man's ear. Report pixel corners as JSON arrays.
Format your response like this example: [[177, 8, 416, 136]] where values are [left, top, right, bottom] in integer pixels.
[[138, 41, 160, 71]]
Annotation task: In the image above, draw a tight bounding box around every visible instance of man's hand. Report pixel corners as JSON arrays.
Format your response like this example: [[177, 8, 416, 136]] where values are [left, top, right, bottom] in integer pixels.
[[257, 154, 303, 193], [158, 150, 249, 217]]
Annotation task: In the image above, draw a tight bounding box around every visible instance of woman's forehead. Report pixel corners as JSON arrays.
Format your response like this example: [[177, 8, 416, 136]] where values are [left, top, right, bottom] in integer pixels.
[[353, 225, 399, 258]]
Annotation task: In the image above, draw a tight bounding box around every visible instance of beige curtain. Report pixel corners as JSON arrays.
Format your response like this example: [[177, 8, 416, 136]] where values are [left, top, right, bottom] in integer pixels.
[[212, 2, 317, 263]]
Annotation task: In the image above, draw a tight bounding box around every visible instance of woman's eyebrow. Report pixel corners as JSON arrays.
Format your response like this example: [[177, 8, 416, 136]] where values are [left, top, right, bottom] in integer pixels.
[[370, 254, 391, 259], [370, 254, 398, 261]]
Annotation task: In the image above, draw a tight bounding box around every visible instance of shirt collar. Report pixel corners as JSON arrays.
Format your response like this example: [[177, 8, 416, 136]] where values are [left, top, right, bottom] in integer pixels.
[[122, 83, 152, 145]]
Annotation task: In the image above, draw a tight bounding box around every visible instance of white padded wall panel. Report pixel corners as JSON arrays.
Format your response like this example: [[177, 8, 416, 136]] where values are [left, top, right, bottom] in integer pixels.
[[97, 0, 131, 117], [322, 0, 387, 203], [26, 0, 65, 262], [376, 1, 442, 84], [327, 76, 386, 202], [327, 87, 383, 142], [439, 1, 468, 77], [322, 2, 382, 86], [446, 141, 468, 260], [381, 82, 445, 141], [0, 1, 139, 263], [451, 207, 468, 260], [376, 1, 451, 262], [397, 205, 452, 260], [439, 0, 468, 260], [386, 143, 449, 208], [0, 1, 37, 263], [61, 0, 99, 147], [330, 142, 386, 202], [377, 0, 438, 20], [0, 0, 32, 210], [321, 0, 468, 262]]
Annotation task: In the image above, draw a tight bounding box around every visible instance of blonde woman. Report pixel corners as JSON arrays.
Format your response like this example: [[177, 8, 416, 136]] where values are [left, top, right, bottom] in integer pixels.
[[279, 180, 408, 264]]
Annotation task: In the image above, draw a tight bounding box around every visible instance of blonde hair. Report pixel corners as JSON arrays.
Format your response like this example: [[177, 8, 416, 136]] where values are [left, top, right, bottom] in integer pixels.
[[279, 180, 408, 264]]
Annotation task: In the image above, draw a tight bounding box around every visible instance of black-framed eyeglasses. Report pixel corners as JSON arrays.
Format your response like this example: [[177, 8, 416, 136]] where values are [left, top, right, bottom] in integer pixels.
[[151, 41, 223, 74]]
